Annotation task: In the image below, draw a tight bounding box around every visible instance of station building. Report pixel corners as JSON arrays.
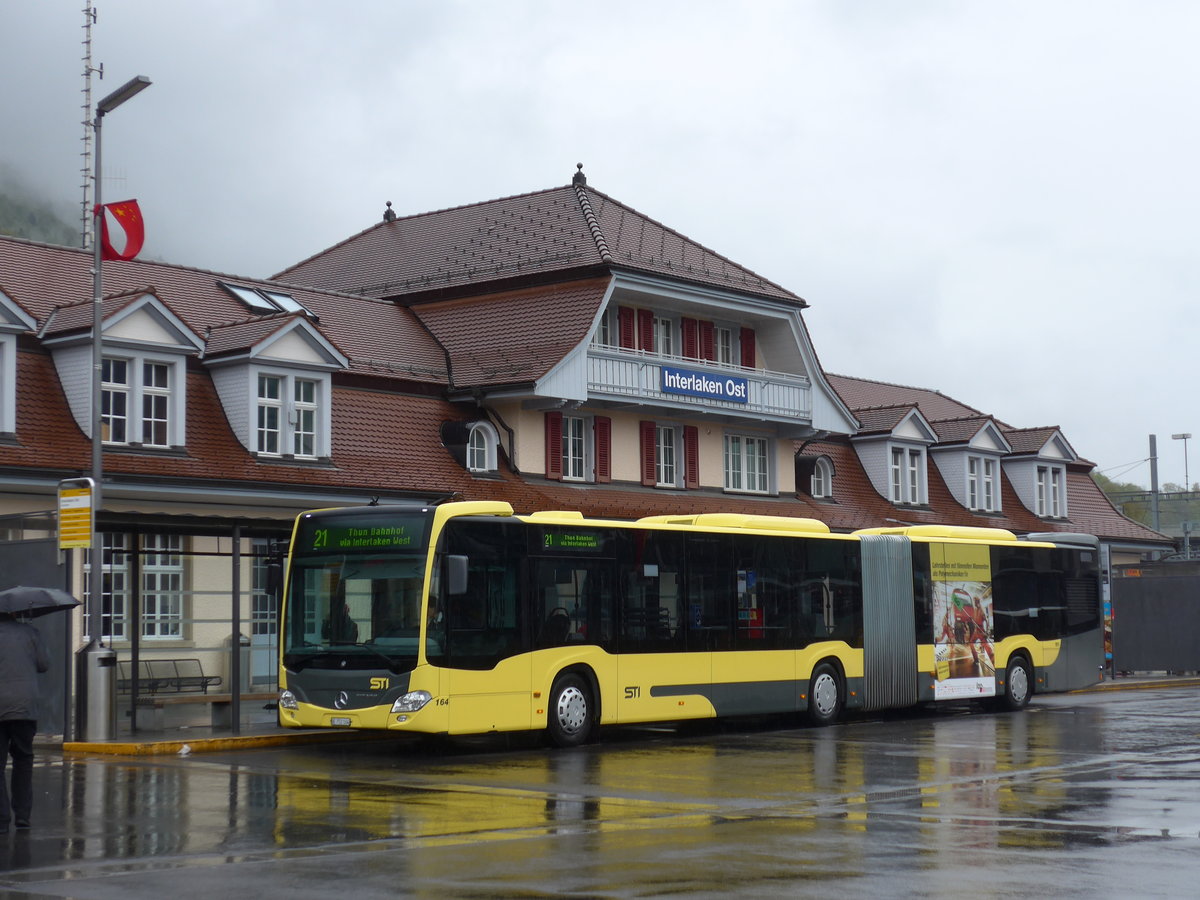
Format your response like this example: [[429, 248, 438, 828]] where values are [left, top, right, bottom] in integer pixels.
[[0, 167, 1168, 723]]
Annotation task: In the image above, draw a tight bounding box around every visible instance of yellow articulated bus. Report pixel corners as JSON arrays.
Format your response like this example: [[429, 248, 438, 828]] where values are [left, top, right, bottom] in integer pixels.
[[277, 501, 1103, 747]]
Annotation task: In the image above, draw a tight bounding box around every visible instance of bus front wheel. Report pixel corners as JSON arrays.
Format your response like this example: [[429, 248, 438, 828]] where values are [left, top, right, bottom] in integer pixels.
[[807, 662, 844, 726], [547, 673, 594, 748], [999, 656, 1033, 711]]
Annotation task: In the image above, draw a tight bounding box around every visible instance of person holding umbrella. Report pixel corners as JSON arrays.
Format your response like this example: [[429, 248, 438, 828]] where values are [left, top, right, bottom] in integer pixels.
[[0, 589, 60, 834]]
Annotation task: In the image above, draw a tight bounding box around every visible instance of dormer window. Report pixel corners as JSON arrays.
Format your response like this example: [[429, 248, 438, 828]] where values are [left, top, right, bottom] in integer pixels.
[[811, 457, 834, 498], [890, 446, 926, 505], [0, 292, 35, 435], [101, 354, 184, 448], [467, 422, 499, 473], [1037, 464, 1066, 517], [255, 371, 324, 458], [967, 455, 999, 512]]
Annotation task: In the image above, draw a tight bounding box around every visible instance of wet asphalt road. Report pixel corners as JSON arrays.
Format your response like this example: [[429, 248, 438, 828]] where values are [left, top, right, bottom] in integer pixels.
[[2, 687, 1199, 898]]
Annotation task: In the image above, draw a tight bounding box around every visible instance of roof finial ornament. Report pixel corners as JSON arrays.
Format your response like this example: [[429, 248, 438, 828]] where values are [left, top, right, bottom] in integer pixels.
[[572, 163, 586, 186], [382, 201, 397, 223]]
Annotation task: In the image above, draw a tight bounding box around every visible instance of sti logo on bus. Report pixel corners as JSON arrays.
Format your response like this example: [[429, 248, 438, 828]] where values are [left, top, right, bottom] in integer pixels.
[[370, 677, 390, 691]]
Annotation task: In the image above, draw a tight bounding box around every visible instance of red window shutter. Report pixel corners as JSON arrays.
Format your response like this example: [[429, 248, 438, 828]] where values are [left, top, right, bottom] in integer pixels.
[[544, 411, 563, 480], [637, 309, 655, 353], [639, 421, 657, 486], [594, 416, 611, 483], [740, 327, 756, 369], [699, 320, 715, 361], [683, 425, 699, 489], [618, 306, 635, 349], [681, 318, 699, 359]]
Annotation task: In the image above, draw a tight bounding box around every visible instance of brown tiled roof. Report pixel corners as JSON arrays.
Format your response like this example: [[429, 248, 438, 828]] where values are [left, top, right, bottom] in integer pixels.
[[930, 415, 999, 445], [0, 236, 1164, 549], [828, 373, 993, 423], [0, 236, 446, 385], [781, 438, 1166, 544], [274, 181, 804, 305], [415, 279, 608, 388], [1004, 426, 1065, 456], [39, 290, 149, 339], [203, 315, 308, 358], [850, 404, 918, 436]]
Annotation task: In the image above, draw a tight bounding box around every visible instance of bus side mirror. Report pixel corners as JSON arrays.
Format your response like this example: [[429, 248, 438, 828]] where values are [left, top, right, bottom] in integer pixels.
[[446, 555, 469, 596], [266, 540, 286, 599]]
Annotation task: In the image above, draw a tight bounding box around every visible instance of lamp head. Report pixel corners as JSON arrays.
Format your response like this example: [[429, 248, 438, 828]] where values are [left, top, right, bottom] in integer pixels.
[[97, 75, 151, 116]]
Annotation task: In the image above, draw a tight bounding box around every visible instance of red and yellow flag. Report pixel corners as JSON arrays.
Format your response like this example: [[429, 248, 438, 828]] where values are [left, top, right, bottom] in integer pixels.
[[98, 199, 145, 261]]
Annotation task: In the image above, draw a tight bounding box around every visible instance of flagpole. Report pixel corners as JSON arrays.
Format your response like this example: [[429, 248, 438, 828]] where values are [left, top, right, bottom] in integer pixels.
[[85, 74, 150, 742]]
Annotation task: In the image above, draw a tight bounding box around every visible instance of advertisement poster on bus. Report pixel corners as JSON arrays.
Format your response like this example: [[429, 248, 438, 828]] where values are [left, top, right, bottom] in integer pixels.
[[931, 543, 996, 700]]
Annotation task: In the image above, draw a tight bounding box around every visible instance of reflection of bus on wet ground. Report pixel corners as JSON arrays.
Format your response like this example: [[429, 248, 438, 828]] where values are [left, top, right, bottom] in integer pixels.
[[277, 502, 1103, 746]]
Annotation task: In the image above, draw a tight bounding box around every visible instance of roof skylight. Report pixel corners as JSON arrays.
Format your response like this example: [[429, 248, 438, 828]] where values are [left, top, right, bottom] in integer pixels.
[[219, 282, 309, 316]]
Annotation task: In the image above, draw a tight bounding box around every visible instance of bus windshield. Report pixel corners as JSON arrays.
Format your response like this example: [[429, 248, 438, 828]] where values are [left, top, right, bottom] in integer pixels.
[[283, 553, 430, 672], [282, 509, 434, 673]]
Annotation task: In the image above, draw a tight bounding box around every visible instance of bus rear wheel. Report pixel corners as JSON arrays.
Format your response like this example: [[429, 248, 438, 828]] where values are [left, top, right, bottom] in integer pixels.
[[547, 673, 594, 748], [807, 662, 844, 726], [998, 656, 1033, 711]]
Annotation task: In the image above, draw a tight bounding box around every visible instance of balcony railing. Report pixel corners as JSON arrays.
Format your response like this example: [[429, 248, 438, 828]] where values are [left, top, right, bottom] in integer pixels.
[[587, 346, 812, 420]]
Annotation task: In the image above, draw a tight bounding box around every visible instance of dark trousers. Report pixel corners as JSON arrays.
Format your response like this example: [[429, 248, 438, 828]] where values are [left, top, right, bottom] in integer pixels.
[[0, 719, 36, 827]]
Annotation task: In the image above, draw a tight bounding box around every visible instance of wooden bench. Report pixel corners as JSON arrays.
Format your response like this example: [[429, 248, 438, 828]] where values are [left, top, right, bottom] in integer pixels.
[[118, 658, 222, 694], [133, 691, 277, 730]]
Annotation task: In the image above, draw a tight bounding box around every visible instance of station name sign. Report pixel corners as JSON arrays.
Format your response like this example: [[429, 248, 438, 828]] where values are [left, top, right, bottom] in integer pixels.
[[662, 366, 748, 403]]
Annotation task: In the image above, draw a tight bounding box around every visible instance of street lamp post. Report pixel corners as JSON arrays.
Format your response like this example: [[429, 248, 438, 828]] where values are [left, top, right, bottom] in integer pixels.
[[85, 74, 151, 742], [1172, 433, 1191, 492]]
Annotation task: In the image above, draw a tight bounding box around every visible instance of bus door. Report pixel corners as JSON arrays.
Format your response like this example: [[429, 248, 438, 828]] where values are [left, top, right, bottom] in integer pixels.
[[615, 530, 708, 724], [435, 520, 532, 735]]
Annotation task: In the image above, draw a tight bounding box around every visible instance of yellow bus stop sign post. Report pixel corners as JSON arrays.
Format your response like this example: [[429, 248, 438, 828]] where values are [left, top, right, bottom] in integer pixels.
[[58, 478, 95, 551]]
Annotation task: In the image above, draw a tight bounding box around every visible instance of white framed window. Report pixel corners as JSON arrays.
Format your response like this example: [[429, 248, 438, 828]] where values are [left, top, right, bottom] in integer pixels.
[[715, 326, 734, 365], [1037, 465, 1065, 517], [0, 325, 31, 434], [467, 422, 499, 473], [101, 358, 129, 444], [562, 415, 587, 481], [293, 378, 317, 456], [967, 456, 999, 512], [656, 425, 678, 487], [100, 354, 183, 448], [84, 533, 130, 642], [725, 433, 770, 493], [85, 534, 187, 642], [257, 374, 282, 454], [592, 306, 614, 348], [142, 362, 170, 447], [811, 457, 833, 498], [653, 316, 674, 358], [251, 538, 277, 638], [142, 534, 184, 639], [253, 369, 328, 459], [891, 446, 926, 505]]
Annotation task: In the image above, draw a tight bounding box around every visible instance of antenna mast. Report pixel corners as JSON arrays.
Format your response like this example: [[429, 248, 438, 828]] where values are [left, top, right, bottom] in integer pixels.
[[80, 6, 102, 249]]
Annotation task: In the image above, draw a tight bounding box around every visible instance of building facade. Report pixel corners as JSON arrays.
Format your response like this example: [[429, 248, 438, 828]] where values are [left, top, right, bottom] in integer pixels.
[[0, 168, 1168, 708]]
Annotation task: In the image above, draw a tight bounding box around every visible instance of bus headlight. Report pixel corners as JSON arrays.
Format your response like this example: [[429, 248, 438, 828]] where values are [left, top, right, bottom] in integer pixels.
[[279, 690, 298, 710], [392, 691, 432, 713]]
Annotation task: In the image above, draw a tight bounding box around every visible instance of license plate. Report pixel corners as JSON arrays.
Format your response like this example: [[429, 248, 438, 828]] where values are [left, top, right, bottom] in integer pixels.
[[330, 717, 351, 727]]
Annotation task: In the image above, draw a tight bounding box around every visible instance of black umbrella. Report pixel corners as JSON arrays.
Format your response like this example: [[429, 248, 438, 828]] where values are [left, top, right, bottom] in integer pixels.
[[0, 586, 81, 619]]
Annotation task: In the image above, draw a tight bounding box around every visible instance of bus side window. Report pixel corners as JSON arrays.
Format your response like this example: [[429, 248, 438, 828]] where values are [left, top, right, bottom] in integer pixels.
[[616, 529, 683, 653], [434, 520, 527, 670]]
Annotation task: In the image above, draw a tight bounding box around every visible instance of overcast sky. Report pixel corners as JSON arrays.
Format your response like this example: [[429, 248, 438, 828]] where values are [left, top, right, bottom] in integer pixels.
[[3, 1, 1197, 488]]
